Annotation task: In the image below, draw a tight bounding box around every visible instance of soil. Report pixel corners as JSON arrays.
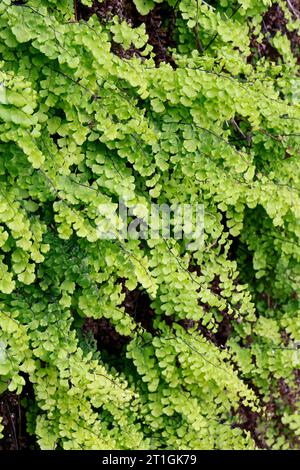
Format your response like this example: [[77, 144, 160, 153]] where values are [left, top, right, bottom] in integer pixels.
[[250, 1, 300, 64], [0, 380, 36, 450], [75, 0, 177, 65]]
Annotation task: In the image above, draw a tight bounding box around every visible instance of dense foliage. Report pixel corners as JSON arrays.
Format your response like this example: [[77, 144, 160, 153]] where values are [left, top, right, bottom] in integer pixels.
[[0, 0, 299, 450]]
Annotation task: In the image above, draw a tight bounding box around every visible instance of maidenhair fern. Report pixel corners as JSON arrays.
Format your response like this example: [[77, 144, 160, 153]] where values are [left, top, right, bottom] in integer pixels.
[[0, 0, 299, 450]]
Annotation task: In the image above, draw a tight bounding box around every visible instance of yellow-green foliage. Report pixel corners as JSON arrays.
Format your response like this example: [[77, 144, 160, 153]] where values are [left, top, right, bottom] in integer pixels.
[[0, 0, 299, 450]]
